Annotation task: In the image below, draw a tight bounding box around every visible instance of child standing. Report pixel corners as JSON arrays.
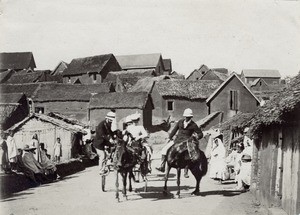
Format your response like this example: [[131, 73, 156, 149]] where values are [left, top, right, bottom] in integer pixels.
[[53, 137, 62, 163]]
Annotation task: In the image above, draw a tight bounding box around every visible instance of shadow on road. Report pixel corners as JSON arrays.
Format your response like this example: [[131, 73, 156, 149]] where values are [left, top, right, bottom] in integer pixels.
[[199, 189, 244, 197]]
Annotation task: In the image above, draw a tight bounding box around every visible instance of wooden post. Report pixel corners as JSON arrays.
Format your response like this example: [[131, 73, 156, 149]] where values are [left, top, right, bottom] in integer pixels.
[[275, 128, 283, 202]]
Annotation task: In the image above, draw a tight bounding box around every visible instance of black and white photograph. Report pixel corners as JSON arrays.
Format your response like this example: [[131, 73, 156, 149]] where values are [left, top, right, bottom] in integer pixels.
[[0, 0, 300, 214]]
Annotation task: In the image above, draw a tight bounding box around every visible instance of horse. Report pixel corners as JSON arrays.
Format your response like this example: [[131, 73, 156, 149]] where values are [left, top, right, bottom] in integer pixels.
[[163, 136, 208, 198], [113, 130, 149, 201]]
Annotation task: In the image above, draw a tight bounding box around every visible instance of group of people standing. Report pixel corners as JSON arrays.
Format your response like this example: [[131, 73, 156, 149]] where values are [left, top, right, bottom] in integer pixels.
[[206, 128, 253, 191]]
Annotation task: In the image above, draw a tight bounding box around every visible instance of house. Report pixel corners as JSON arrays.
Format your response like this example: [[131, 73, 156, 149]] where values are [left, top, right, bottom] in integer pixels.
[[199, 69, 229, 83], [3, 69, 63, 84], [51, 61, 68, 76], [31, 83, 115, 123], [104, 70, 155, 92], [128, 75, 171, 123], [162, 59, 172, 75], [0, 52, 36, 72], [206, 73, 261, 121], [0, 93, 29, 130], [241, 72, 300, 215], [115, 53, 166, 76], [62, 54, 121, 84], [89, 92, 154, 130], [156, 79, 220, 122], [241, 69, 281, 85], [186, 64, 209, 80], [249, 78, 269, 91], [7, 113, 87, 161]]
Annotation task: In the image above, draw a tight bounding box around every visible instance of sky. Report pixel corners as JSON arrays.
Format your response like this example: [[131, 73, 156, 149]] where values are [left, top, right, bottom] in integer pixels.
[[1, 0, 300, 78]]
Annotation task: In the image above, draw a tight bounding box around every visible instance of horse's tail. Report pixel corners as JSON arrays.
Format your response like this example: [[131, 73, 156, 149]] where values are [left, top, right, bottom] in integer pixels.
[[199, 150, 208, 176]]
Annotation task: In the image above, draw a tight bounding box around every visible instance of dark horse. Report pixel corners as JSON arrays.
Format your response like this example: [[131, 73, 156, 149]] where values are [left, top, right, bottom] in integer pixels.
[[163, 136, 208, 197], [113, 130, 148, 201]]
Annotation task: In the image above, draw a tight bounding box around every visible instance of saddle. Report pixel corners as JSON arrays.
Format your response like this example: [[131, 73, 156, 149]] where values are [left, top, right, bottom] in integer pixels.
[[172, 137, 200, 162]]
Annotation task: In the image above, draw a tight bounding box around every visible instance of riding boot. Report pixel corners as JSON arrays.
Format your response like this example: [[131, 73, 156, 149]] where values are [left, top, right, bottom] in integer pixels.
[[184, 167, 189, 178], [156, 155, 166, 172]]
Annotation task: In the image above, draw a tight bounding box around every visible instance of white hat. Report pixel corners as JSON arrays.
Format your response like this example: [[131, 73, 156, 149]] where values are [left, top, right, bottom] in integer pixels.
[[131, 112, 141, 121], [244, 127, 249, 133], [125, 115, 133, 123], [183, 108, 193, 117], [106, 111, 116, 120]]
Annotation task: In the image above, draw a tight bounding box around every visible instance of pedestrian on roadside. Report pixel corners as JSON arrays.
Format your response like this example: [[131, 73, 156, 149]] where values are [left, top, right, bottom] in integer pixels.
[[6, 130, 17, 171], [53, 137, 62, 163]]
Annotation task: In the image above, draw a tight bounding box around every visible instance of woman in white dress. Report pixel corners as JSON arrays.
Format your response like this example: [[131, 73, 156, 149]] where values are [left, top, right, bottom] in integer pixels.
[[209, 133, 227, 181]]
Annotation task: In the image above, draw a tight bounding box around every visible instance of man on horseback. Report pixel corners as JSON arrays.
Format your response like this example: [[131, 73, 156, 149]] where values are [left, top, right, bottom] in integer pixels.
[[123, 113, 152, 172], [156, 108, 203, 178], [94, 111, 116, 175]]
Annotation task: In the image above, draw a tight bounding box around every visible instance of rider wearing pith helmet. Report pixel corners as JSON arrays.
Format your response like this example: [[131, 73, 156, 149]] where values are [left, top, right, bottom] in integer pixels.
[[156, 108, 203, 177]]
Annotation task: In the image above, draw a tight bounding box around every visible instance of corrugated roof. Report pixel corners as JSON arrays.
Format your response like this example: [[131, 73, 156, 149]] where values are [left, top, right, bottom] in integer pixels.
[[156, 79, 220, 100], [242, 69, 281, 78], [33, 83, 114, 102], [116, 53, 162, 69], [90, 92, 152, 109], [0, 52, 36, 70], [7, 113, 87, 134], [62, 54, 119, 76], [0, 93, 25, 104]]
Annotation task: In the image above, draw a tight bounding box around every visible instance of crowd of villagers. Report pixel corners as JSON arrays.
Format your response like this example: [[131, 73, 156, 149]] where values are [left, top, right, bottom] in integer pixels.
[[0, 130, 62, 185], [205, 127, 253, 191]]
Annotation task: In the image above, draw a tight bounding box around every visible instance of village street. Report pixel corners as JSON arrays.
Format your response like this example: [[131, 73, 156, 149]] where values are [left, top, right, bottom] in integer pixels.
[[0, 144, 265, 215]]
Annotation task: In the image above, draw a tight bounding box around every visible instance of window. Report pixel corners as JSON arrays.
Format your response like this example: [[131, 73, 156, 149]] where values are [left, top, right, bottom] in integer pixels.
[[229, 90, 238, 110], [167, 101, 174, 111], [68, 77, 71, 83], [35, 107, 45, 114], [93, 74, 97, 82]]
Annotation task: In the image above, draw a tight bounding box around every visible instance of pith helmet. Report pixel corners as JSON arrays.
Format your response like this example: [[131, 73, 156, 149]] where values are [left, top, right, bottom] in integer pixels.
[[183, 108, 193, 117]]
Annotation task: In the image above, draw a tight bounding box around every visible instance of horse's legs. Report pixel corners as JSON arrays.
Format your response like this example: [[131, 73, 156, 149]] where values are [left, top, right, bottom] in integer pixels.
[[190, 165, 202, 195], [163, 164, 171, 196], [115, 171, 120, 201], [122, 172, 128, 199], [176, 168, 181, 198], [128, 170, 133, 192]]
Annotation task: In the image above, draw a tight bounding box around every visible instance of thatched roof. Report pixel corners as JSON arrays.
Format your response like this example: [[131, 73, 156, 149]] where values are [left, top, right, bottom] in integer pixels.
[[90, 92, 153, 109], [0, 70, 14, 83], [47, 112, 87, 127], [242, 69, 281, 78], [0, 93, 25, 104], [116, 53, 162, 70], [156, 79, 220, 100], [62, 54, 120, 76], [0, 83, 41, 98], [170, 71, 185, 79], [216, 113, 254, 133], [206, 72, 261, 103], [33, 83, 114, 102], [0, 105, 19, 127], [0, 52, 36, 70], [129, 76, 171, 93], [105, 69, 156, 82], [249, 72, 300, 133], [7, 113, 87, 134], [4, 70, 60, 84]]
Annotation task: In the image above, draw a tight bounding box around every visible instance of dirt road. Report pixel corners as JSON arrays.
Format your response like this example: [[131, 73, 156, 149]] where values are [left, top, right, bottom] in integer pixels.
[[0, 147, 265, 215]]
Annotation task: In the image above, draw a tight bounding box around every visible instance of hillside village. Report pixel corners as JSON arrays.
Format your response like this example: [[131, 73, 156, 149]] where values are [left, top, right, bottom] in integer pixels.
[[0, 51, 299, 215]]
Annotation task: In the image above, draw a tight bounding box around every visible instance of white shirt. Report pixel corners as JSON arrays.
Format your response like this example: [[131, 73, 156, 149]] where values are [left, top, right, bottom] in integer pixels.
[[126, 124, 148, 141]]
